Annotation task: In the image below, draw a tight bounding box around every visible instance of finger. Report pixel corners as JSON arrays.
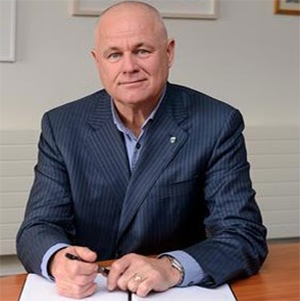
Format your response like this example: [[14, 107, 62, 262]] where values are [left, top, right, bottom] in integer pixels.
[[107, 258, 131, 290], [56, 279, 97, 299], [135, 270, 164, 297], [136, 278, 157, 297], [108, 254, 154, 291], [64, 248, 98, 276], [127, 273, 144, 293], [55, 264, 97, 291], [115, 272, 141, 292], [73, 246, 97, 263], [71, 272, 98, 287], [71, 261, 99, 277]]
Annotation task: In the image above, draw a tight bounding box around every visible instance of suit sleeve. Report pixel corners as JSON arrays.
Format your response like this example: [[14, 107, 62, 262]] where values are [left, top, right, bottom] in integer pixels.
[[16, 113, 75, 275], [184, 109, 268, 287]]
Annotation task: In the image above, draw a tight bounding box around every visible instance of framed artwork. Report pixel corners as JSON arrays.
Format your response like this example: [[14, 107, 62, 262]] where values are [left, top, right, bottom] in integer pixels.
[[274, 0, 300, 15], [0, 0, 17, 62], [72, 0, 217, 19]]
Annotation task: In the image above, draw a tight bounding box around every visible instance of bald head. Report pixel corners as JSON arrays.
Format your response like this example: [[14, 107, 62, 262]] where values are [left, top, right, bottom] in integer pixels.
[[100, 1, 163, 21], [94, 1, 168, 48]]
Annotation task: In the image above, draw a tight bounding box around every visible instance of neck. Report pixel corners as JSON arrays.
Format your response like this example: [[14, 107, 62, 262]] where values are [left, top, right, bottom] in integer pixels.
[[114, 101, 159, 137], [118, 108, 149, 137]]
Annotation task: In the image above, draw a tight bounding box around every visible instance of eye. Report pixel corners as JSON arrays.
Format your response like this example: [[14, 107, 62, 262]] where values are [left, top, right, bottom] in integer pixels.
[[107, 52, 122, 61], [136, 49, 150, 57]]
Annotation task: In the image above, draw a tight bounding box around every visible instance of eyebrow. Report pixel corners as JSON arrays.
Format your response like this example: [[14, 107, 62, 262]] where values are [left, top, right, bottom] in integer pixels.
[[102, 42, 151, 54]]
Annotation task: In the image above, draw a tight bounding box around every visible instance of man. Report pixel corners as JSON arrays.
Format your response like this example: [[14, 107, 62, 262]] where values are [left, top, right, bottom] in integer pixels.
[[17, 1, 268, 299]]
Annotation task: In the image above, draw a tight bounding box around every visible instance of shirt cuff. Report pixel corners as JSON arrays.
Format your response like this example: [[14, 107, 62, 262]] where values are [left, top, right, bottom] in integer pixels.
[[41, 243, 70, 280], [161, 250, 206, 287]]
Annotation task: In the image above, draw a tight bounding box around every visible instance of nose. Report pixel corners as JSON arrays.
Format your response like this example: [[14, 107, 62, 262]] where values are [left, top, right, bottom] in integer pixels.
[[122, 53, 139, 73]]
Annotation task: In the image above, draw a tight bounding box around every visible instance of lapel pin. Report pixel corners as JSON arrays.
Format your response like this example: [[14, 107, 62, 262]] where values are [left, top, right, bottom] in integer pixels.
[[170, 136, 177, 144]]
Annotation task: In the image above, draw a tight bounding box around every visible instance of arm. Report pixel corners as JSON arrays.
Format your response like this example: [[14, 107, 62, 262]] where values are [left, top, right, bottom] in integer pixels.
[[16, 113, 100, 299], [184, 108, 268, 287], [16, 112, 75, 274]]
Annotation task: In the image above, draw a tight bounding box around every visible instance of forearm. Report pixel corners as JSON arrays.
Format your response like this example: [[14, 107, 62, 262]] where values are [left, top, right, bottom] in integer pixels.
[[16, 218, 72, 275], [184, 223, 267, 287]]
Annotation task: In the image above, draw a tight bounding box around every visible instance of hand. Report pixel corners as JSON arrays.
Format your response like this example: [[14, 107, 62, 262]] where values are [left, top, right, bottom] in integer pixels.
[[50, 246, 98, 299], [107, 253, 182, 297]]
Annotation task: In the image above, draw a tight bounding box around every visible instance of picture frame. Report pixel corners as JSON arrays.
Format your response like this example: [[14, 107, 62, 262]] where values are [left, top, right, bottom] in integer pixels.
[[274, 0, 300, 15], [0, 0, 17, 62], [72, 0, 217, 19]]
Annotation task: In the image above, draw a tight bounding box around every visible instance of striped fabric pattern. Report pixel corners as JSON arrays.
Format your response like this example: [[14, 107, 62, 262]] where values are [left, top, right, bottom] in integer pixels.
[[16, 83, 267, 287]]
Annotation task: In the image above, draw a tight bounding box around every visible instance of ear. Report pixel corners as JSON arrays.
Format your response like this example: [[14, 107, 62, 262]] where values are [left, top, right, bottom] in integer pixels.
[[166, 38, 175, 68], [91, 49, 99, 63]]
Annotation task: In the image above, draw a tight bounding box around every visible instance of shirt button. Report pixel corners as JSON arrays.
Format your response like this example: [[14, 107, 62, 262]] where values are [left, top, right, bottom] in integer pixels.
[[136, 142, 141, 149]]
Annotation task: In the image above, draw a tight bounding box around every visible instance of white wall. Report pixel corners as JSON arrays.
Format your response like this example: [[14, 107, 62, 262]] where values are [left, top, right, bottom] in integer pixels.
[[0, 0, 299, 130]]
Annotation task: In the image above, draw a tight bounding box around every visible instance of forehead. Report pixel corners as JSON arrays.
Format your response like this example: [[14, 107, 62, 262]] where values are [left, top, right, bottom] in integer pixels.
[[95, 5, 164, 47], [98, 26, 157, 54]]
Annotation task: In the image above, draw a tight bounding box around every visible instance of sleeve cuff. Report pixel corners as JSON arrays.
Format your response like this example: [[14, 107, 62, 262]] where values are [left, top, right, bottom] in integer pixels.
[[159, 250, 206, 287], [41, 243, 70, 280]]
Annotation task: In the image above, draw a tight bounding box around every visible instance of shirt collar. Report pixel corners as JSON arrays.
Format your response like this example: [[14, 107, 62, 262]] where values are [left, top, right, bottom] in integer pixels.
[[111, 86, 166, 133]]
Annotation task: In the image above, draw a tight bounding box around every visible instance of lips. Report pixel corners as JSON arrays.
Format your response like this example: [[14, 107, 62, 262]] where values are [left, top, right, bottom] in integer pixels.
[[119, 79, 146, 85]]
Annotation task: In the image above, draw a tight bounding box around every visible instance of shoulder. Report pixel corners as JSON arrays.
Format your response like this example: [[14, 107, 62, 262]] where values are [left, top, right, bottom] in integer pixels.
[[41, 89, 109, 126], [166, 83, 243, 126], [166, 83, 236, 113], [47, 89, 108, 116]]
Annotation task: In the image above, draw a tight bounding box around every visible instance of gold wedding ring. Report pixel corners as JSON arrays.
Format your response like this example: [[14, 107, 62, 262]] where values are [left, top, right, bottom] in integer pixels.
[[133, 273, 143, 282]]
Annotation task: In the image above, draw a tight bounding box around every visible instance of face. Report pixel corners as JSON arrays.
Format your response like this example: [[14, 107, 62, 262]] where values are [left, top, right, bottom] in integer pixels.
[[91, 5, 175, 110]]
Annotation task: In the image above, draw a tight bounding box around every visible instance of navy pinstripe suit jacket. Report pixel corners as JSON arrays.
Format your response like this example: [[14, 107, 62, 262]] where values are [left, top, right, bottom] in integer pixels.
[[17, 83, 267, 287]]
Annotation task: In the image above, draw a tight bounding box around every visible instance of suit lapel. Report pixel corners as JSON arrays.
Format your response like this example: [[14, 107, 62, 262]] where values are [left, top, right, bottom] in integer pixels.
[[86, 93, 130, 201], [117, 87, 189, 241]]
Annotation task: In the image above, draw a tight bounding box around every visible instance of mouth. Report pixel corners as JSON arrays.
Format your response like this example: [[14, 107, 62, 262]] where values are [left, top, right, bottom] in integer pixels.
[[119, 79, 147, 85]]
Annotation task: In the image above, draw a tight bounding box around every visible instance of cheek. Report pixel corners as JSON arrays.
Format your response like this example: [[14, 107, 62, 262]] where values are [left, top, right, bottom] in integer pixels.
[[98, 64, 117, 83], [145, 58, 166, 75], [151, 60, 169, 79]]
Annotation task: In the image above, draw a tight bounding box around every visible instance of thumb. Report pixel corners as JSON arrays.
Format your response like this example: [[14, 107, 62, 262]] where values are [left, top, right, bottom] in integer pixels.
[[74, 246, 97, 263]]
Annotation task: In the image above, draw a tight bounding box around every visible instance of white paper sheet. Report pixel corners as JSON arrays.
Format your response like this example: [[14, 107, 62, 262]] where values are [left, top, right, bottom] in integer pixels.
[[19, 274, 126, 301], [134, 284, 236, 301], [19, 274, 236, 301]]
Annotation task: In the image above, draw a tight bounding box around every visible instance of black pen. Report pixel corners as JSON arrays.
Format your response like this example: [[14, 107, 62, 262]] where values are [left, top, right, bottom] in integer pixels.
[[65, 252, 110, 277], [128, 291, 132, 301]]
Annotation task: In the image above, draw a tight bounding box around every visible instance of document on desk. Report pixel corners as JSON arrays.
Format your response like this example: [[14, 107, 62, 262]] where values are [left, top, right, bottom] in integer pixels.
[[20, 274, 236, 301], [19, 274, 125, 301]]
